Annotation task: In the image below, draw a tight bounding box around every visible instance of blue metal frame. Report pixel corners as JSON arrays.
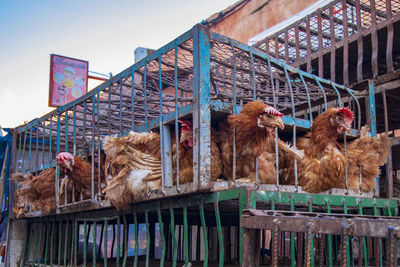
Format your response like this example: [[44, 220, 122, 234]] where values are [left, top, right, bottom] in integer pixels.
[[192, 24, 211, 190]]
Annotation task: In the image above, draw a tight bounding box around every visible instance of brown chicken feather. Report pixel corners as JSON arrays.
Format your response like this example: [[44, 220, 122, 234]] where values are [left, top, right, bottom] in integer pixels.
[[337, 125, 390, 192], [297, 107, 352, 192], [12, 153, 104, 217], [217, 100, 300, 183], [103, 121, 223, 210], [11, 168, 57, 216], [297, 107, 389, 193], [57, 154, 106, 200]]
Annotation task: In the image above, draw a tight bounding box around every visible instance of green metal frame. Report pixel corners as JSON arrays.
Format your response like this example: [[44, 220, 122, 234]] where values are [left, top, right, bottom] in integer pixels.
[[17, 187, 398, 267]]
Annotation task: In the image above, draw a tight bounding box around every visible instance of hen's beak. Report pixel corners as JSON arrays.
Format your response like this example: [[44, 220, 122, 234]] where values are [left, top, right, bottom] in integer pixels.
[[340, 121, 352, 133], [271, 116, 285, 130]]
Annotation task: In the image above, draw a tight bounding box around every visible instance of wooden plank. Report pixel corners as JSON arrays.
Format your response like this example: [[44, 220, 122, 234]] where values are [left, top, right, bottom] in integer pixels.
[[386, 0, 394, 73], [242, 228, 260, 267], [370, 0, 379, 77], [318, 10, 323, 78], [275, 36, 279, 64], [342, 0, 349, 85], [375, 70, 400, 84], [374, 79, 400, 94], [295, 22, 300, 67], [284, 30, 289, 63], [306, 16, 312, 72], [329, 5, 336, 82], [356, 0, 363, 82], [241, 210, 400, 238]]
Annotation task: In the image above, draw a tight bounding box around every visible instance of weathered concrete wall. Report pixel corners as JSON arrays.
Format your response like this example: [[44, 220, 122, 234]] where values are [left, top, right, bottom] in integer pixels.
[[5, 219, 28, 267], [207, 0, 318, 44]]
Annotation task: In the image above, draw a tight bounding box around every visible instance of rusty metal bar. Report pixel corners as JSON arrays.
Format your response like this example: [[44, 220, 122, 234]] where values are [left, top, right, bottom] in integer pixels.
[[356, 0, 363, 82], [272, 223, 279, 267], [340, 222, 348, 267], [305, 222, 312, 267]]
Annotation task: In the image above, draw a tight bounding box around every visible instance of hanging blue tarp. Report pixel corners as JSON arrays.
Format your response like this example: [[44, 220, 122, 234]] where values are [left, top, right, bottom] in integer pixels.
[[0, 129, 11, 218]]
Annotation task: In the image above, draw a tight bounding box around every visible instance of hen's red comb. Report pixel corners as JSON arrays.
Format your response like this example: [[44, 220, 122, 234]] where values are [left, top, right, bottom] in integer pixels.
[[265, 106, 283, 117], [338, 106, 354, 121], [178, 120, 192, 128]]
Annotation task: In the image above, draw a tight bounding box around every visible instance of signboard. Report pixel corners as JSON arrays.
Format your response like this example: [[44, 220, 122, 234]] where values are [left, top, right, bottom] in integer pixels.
[[49, 54, 88, 107]]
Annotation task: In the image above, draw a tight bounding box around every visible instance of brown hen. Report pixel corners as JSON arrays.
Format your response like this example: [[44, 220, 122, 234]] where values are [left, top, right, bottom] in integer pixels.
[[56, 152, 106, 200], [103, 120, 223, 210], [297, 107, 389, 193], [217, 100, 299, 183], [11, 168, 57, 217]]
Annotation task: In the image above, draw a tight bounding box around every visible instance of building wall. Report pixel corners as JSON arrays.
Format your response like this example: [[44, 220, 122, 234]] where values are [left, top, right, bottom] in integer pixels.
[[207, 0, 318, 44]]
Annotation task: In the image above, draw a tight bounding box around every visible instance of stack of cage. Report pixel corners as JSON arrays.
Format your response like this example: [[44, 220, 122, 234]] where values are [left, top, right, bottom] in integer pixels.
[[9, 24, 399, 266]]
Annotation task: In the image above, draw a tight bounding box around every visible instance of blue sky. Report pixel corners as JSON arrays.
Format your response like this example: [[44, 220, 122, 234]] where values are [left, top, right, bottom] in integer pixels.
[[0, 0, 234, 128]]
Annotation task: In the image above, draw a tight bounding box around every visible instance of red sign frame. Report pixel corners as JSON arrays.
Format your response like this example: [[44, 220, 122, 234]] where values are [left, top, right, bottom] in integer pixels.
[[48, 54, 89, 107]]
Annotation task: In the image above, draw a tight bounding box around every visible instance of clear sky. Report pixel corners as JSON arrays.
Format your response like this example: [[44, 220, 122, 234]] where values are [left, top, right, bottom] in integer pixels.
[[0, 0, 235, 128]]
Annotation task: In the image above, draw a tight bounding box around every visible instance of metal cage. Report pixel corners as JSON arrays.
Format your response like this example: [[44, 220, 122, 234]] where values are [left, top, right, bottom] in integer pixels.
[[9, 24, 385, 218]]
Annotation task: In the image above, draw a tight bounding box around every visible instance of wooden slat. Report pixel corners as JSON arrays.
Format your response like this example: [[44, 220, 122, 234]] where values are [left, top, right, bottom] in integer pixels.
[[295, 22, 300, 67], [318, 10, 323, 78], [284, 30, 289, 63], [306, 16, 312, 72], [386, 0, 394, 73], [241, 210, 400, 238], [370, 0, 379, 77], [329, 5, 336, 82], [343, 0, 349, 85], [242, 228, 260, 267], [356, 0, 363, 82]]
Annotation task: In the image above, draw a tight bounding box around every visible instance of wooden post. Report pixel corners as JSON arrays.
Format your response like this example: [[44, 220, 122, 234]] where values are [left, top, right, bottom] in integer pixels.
[[242, 228, 260, 267]]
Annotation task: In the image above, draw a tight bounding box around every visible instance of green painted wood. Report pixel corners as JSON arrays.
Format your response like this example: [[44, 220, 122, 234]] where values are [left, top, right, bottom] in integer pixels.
[[157, 205, 166, 267], [31, 223, 38, 267], [183, 205, 189, 266], [122, 213, 128, 267], [133, 209, 139, 267], [170, 208, 178, 267], [83, 221, 87, 267], [214, 192, 224, 267], [104, 219, 108, 267], [145, 210, 150, 267], [199, 198, 208, 267]]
